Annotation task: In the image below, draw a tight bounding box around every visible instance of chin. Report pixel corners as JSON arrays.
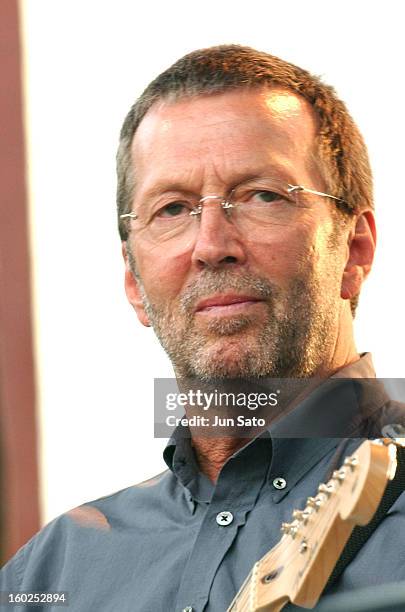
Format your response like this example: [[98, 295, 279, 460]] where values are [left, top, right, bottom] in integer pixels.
[[202, 313, 263, 337], [188, 339, 270, 379]]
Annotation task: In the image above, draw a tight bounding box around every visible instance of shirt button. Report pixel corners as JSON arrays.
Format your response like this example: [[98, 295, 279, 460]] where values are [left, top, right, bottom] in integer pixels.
[[182, 607, 194, 612], [216, 511, 234, 526], [273, 477, 287, 490]]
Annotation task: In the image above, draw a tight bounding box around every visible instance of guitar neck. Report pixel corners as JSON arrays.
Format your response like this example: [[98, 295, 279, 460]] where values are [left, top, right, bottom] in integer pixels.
[[227, 562, 289, 611], [226, 440, 396, 612]]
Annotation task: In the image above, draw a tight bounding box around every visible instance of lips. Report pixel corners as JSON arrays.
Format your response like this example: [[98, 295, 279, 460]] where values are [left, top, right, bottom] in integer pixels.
[[195, 294, 262, 313]]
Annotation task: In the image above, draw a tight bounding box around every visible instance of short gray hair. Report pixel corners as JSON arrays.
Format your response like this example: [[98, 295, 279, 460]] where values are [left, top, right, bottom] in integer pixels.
[[117, 44, 374, 316]]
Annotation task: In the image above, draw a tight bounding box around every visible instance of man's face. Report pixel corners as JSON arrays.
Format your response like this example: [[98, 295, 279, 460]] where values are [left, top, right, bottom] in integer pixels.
[[124, 87, 350, 379]]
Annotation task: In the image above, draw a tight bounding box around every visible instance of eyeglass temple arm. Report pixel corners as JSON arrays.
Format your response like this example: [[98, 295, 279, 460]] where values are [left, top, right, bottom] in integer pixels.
[[120, 212, 138, 220], [288, 184, 344, 203]]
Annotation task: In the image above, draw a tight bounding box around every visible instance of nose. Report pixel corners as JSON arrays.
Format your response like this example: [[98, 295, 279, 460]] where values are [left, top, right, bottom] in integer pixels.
[[190, 197, 247, 269]]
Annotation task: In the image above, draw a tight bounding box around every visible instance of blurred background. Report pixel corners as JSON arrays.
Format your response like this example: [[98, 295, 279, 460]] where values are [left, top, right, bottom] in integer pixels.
[[1, 0, 404, 563]]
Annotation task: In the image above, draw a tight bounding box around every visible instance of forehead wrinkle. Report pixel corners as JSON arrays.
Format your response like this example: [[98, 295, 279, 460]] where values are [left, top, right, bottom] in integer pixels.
[[134, 161, 301, 206], [134, 128, 302, 192], [132, 89, 321, 203], [132, 107, 252, 162], [134, 128, 312, 190], [133, 92, 314, 161]]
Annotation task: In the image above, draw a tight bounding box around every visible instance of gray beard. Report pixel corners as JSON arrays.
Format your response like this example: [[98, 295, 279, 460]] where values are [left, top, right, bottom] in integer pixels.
[[136, 268, 339, 380]]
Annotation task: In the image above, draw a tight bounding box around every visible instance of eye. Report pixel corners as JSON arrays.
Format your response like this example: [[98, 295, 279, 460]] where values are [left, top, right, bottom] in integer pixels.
[[250, 190, 285, 205], [155, 201, 191, 219]]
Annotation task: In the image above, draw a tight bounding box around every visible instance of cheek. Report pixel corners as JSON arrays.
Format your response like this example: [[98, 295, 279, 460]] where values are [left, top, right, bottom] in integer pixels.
[[247, 224, 320, 282], [134, 244, 190, 304], [311, 222, 346, 278]]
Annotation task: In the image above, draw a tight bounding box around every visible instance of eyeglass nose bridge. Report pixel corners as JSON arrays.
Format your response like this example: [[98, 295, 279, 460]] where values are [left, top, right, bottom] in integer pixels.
[[189, 194, 234, 217]]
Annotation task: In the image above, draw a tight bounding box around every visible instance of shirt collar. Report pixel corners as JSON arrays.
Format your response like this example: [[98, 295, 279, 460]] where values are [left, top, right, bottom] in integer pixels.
[[331, 352, 375, 378], [269, 353, 381, 439], [163, 353, 382, 495]]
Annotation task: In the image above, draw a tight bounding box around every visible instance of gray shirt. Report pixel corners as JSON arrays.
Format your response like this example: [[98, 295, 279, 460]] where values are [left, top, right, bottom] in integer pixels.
[[2, 354, 405, 611]]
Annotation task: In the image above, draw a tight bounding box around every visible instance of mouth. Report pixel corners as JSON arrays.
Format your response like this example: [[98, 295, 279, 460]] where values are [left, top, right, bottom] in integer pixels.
[[195, 294, 264, 316]]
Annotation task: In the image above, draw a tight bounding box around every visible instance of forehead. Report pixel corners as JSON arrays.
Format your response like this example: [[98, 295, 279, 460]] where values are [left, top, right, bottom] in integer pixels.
[[131, 87, 320, 192]]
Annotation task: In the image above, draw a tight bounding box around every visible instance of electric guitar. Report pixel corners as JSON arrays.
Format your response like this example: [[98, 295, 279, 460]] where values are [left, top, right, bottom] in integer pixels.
[[227, 439, 398, 611]]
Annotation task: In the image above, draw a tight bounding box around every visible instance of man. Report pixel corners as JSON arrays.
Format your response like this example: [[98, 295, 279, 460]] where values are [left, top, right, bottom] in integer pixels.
[[1, 45, 404, 611]]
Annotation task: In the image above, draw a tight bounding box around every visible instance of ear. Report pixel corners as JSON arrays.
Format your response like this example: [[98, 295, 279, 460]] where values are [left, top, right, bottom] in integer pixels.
[[122, 242, 151, 327], [341, 210, 376, 300]]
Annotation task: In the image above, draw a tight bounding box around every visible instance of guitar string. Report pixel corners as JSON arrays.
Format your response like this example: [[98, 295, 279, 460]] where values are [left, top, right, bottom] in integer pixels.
[[231, 447, 387, 611], [228, 491, 342, 611], [238, 498, 339, 612], [230, 495, 340, 611]]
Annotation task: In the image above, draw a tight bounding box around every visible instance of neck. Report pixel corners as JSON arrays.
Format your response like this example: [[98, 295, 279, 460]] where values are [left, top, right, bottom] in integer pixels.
[[188, 349, 361, 484], [191, 436, 250, 483]]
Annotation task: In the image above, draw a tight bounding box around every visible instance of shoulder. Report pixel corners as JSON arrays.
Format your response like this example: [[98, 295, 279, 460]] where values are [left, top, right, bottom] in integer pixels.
[[0, 468, 172, 589], [357, 386, 405, 437], [372, 399, 405, 437], [380, 399, 405, 424]]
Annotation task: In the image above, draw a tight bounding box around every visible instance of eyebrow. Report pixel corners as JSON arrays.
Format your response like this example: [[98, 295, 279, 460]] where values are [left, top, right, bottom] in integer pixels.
[[137, 164, 299, 203], [137, 182, 197, 204]]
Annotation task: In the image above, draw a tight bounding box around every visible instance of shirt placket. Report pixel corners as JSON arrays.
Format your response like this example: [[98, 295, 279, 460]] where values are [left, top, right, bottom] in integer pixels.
[[174, 439, 271, 612]]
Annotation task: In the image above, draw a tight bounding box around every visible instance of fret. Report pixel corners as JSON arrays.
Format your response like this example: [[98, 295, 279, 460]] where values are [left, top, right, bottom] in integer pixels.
[[226, 440, 397, 611]]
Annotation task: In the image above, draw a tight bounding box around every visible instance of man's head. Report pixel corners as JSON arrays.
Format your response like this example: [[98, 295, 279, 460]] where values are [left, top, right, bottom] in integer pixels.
[[118, 45, 376, 379]]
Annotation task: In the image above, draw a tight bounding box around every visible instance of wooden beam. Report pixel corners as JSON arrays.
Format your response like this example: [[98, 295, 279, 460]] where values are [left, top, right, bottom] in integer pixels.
[[0, 0, 40, 563]]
